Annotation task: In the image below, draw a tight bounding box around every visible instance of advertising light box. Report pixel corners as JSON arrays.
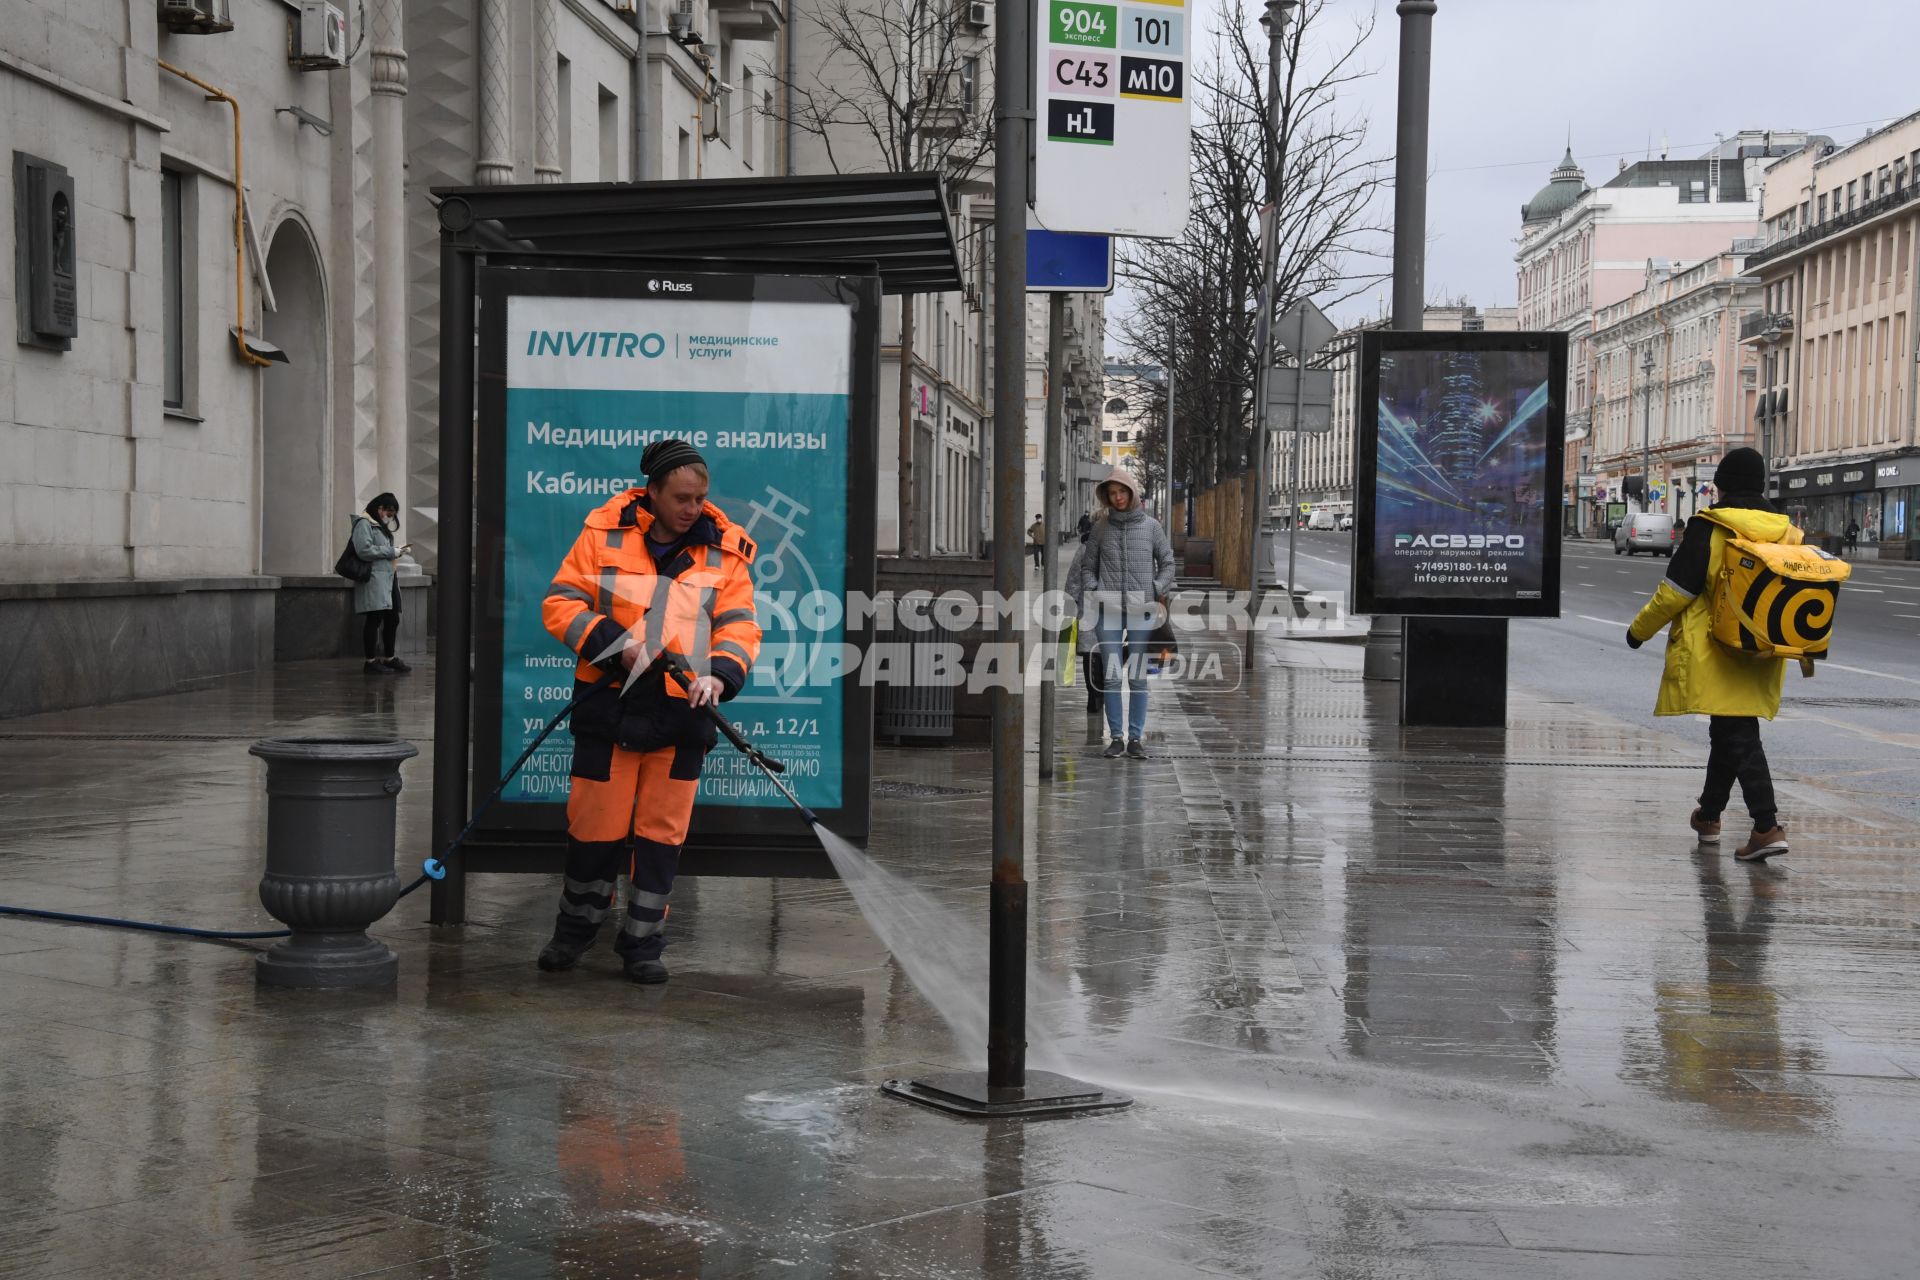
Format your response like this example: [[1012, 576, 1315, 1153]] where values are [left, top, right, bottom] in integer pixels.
[[1353, 331, 1567, 618], [471, 265, 878, 864]]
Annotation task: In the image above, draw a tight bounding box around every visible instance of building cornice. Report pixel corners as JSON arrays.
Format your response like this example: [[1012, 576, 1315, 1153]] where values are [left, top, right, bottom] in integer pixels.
[[1, 49, 169, 131]]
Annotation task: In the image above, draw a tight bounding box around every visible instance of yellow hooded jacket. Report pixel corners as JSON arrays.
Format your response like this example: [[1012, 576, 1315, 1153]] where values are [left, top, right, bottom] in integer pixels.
[[1628, 501, 1795, 719]]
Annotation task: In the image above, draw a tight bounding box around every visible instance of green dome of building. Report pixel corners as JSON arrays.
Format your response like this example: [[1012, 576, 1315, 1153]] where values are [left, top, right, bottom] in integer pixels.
[[1522, 147, 1588, 225]]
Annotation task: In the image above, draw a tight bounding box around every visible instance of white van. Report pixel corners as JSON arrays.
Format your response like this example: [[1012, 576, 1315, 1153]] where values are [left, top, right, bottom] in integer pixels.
[[1614, 512, 1679, 557], [1307, 509, 1338, 531]]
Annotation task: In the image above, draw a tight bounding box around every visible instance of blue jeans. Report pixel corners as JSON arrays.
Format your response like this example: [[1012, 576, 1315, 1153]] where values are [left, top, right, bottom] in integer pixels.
[[1096, 618, 1154, 741]]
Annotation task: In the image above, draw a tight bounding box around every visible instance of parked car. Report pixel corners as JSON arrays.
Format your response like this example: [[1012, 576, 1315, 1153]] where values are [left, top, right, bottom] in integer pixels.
[[1337, 513, 1354, 532], [1307, 509, 1338, 531], [1614, 512, 1679, 557]]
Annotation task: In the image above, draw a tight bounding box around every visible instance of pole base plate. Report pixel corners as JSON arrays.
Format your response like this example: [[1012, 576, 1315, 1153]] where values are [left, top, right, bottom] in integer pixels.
[[882, 1070, 1132, 1119]]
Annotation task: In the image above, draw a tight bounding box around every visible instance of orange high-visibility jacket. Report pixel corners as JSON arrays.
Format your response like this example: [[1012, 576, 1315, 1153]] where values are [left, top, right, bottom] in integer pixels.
[[543, 489, 761, 703]]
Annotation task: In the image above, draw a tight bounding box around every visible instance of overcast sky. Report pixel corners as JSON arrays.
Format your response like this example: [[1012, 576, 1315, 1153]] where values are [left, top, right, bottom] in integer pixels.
[[1149, 0, 1919, 331]]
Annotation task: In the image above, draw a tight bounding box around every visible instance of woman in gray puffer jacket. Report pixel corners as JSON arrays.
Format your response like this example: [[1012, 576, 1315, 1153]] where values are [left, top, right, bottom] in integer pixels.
[[1066, 466, 1174, 759]]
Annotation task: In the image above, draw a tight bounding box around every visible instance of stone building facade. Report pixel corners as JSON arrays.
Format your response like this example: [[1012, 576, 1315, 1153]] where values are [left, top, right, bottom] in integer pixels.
[[1514, 131, 1814, 536], [1588, 252, 1762, 528], [2, 0, 418, 716], [1745, 111, 1920, 548]]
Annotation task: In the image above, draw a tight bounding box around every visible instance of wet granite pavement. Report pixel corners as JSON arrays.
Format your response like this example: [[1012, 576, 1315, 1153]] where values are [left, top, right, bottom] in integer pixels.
[[2, 620, 1918, 1278]]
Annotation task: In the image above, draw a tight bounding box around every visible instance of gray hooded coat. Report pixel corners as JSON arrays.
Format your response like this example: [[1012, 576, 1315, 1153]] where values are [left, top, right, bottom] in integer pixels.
[[1066, 467, 1175, 608]]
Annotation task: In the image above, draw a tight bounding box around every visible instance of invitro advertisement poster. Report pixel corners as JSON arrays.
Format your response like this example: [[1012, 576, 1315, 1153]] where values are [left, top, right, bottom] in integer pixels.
[[1354, 331, 1566, 617], [493, 279, 855, 814]]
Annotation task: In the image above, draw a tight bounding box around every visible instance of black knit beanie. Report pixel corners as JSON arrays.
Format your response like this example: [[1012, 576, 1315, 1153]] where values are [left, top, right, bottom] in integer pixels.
[[1713, 447, 1766, 495], [641, 438, 706, 483]]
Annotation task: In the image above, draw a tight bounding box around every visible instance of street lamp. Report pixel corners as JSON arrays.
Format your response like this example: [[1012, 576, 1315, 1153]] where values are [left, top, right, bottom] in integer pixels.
[[1640, 345, 1656, 513], [1249, 0, 1298, 613]]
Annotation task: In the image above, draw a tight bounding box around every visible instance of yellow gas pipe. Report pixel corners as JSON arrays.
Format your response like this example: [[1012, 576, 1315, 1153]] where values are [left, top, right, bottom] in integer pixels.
[[157, 60, 276, 369]]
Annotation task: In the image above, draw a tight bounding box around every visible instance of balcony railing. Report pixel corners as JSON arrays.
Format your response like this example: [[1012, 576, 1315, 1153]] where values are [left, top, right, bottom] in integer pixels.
[[1745, 179, 1920, 269], [1739, 312, 1794, 342]]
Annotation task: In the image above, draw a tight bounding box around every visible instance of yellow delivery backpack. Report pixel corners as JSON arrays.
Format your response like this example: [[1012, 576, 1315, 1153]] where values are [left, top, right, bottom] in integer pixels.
[[1703, 516, 1850, 676]]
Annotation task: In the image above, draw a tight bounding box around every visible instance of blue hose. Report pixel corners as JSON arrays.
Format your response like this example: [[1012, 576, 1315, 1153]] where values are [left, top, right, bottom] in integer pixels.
[[0, 903, 289, 941], [0, 671, 621, 945], [0, 668, 817, 945]]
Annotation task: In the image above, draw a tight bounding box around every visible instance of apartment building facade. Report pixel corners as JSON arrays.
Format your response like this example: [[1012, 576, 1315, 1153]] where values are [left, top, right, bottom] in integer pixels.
[[2, 0, 430, 716], [1587, 252, 1762, 528], [1745, 111, 1920, 548], [1515, 131, 1813, 534]]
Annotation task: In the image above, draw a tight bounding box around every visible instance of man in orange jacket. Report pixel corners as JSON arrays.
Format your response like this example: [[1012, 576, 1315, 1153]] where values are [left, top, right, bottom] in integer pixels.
[[536, 438, 761, 983]]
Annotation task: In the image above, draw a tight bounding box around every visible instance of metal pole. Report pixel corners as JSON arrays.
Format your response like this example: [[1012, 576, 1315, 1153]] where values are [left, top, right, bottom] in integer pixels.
[[1285, 308, 1305, 614], [1365, 0, 1434, 683], [1165, 362, 1177, 530], [1250, 0, 1296, 613], [1040, 293, 1065, 780], [988, 0, 1032, 1090], [429, 231, 475, 926]]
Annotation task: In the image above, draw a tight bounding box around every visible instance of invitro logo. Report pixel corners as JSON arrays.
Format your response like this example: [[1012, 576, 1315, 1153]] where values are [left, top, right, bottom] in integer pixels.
[[525, 330, 667, 358]]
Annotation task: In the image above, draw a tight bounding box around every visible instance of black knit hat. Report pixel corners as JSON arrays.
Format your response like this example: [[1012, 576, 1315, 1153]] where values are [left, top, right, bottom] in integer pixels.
[[1713, 447, 1766, 495], [641, 438, 706, 483]]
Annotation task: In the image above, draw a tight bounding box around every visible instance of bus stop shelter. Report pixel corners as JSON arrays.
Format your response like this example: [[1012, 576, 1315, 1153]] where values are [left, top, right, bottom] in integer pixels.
[[428, 174, 963, 925]]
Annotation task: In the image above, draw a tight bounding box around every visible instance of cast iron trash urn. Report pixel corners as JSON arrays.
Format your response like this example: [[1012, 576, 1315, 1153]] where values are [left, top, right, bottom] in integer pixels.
[[249, 737, 418, 988]]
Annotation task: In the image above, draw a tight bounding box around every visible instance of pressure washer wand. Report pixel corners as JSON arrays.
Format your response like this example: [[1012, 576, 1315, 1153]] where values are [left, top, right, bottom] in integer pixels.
[[664, 658, 820, 827], [407, 667, 623, 894]]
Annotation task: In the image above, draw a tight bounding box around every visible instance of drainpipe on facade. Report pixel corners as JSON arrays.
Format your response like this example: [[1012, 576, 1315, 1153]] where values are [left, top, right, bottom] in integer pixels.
[[156, 62, 276, 370], [1908, 213, 1920, 453], [1655, 298, 1673, 511], [629, 6, 650, 181], [932, 296, 948, 554], [783, 4, 796, 174], [369, 0, 413, 526]]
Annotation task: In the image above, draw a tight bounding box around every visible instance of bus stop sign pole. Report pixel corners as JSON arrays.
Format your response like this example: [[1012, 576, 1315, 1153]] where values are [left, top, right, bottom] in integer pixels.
[[883, 0, 1130, 1120]]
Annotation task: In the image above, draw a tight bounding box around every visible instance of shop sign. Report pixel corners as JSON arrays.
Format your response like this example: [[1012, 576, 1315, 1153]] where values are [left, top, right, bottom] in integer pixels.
[[1874, 455, 1920, 489]]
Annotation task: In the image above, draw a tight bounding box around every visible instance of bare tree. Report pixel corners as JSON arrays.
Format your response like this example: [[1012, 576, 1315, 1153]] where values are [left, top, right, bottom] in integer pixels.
[[1117, 0, 1387, 504], [765, 0, 994, 556]]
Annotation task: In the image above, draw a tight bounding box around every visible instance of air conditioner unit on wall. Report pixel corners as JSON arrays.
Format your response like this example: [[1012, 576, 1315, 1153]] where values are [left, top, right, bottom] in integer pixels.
[[158, 0, 234, 34], [290, 2, 348, 71], [965, 1, 990, 27]]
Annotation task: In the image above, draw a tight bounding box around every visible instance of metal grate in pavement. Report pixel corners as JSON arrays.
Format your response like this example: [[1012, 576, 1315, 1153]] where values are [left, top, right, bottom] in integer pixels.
[[874, 779, 986, 797]]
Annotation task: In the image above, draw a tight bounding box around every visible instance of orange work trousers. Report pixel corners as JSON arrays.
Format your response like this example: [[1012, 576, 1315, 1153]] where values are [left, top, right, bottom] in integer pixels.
[[566, 742, 700, 847], [553, 743, 702, 960]]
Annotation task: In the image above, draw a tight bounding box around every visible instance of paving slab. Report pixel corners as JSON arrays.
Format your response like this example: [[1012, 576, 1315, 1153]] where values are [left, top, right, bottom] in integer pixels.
[[3, 637, 1919, 1277]]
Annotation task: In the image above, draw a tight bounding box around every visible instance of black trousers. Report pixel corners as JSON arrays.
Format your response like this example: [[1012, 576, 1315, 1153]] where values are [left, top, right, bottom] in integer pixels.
[[361, 608, 400, 660], [1083, 648, 1107, 711], [1699, 715, 1777, 831]]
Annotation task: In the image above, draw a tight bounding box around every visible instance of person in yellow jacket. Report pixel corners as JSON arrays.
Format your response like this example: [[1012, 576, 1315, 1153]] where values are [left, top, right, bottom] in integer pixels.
[[536, 438, 761, 983], [1626, 448, 1789, 863]]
